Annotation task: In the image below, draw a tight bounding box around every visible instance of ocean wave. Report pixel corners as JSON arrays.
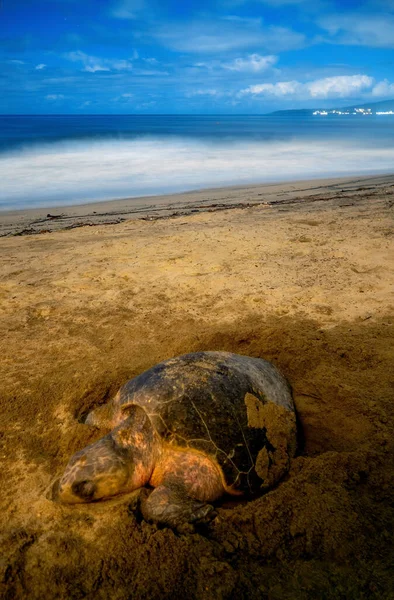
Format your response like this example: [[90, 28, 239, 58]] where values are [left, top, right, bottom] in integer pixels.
[[1, 136, 393, 210]]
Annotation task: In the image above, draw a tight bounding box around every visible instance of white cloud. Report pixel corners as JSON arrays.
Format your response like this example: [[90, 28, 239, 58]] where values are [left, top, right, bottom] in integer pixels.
[[136, 100, 157, 109], [113, 93, 134, 101], [143, 57, 158, 64], [223, 53, 278, 72], [112, 0, 145, 19], [35, 64, 46, 70], [319, 14, 394, 48], [186, 89, 222, 98], [240, 81, 302, 97], [371, 79, 394, 97], [222, 15, 264, 26], [267, 26, 306, 52], [307, 75, 374, 98], [240, 75, 377, 99], [45, 94, 65, 100], [150, 19, 305, 53], [65, 51, 134, 72], [221, 0, 323, 11], [193, 53, 279, 74]]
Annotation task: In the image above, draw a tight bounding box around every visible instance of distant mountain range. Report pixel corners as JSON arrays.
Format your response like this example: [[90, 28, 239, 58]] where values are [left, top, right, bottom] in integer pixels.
[[267, 98, 394, 116]]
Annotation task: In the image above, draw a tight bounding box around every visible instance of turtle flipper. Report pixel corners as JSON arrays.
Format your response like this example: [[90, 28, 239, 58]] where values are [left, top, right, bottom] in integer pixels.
[[85, 400, 117, 429], [139, 486, 215, 527]]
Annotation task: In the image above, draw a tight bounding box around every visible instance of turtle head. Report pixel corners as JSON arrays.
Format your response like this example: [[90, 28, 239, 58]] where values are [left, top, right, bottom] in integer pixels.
[[58, 405, 158, 504]]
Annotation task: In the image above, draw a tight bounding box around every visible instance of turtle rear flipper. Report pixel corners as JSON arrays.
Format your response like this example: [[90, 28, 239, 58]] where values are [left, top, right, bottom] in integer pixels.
[[139, 486, 216, 527]]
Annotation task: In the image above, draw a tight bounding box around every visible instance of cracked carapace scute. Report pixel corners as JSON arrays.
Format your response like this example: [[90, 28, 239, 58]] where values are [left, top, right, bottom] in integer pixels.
[[89, 351, 297, 493]]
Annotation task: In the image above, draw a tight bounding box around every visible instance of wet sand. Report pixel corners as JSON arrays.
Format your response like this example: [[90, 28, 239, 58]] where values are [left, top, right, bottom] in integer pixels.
[[0, 175, 393, 599], [2, 173, 394, 236]]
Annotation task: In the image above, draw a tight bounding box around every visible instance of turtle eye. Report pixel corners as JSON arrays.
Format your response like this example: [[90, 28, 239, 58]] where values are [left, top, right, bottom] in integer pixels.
[[72, 480, 96, 500]]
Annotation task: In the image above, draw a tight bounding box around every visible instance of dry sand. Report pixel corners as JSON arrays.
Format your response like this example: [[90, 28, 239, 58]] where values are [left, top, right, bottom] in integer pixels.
[[0, 175, 393, 599]]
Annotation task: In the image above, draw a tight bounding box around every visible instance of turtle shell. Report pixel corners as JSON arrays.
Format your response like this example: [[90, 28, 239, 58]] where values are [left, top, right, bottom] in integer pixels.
[[115, 351, 296, 494]]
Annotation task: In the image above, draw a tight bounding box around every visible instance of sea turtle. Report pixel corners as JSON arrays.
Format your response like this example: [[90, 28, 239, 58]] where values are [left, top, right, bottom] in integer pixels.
[[58, 351, 297, 526]]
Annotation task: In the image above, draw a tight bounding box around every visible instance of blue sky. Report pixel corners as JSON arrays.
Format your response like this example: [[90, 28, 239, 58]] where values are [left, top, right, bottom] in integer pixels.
[[1, 0, 394, 113]]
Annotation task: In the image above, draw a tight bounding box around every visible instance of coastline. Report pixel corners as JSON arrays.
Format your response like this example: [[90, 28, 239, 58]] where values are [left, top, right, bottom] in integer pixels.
[[1, 173, 393, 236]]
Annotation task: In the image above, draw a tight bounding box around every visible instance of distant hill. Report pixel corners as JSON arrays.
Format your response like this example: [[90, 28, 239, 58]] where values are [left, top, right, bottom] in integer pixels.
[[342, 98, 394, 112], [267, 98, 394, 116]]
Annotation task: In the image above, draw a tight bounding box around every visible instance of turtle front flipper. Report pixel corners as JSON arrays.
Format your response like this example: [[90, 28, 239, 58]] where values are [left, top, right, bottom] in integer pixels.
[[139, 485, 215, 527], [84, 386, 130, 430], [139, 444, 229, 526], [85, 399, 117, 430]]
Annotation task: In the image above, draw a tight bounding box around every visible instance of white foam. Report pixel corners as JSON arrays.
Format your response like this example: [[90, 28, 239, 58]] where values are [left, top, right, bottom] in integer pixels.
[[1, 136, 393, 210]]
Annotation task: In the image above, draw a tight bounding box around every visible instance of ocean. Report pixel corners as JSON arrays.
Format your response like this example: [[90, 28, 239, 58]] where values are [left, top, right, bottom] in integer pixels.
[[1, 114, 394, 211]]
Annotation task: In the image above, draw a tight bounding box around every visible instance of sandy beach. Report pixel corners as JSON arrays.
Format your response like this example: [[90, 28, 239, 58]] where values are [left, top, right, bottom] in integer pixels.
[[1, 175, 393, 599]]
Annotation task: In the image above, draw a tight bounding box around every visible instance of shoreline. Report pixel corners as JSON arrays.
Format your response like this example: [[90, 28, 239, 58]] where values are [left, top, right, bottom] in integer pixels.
[[1, 173, 394, 236]]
